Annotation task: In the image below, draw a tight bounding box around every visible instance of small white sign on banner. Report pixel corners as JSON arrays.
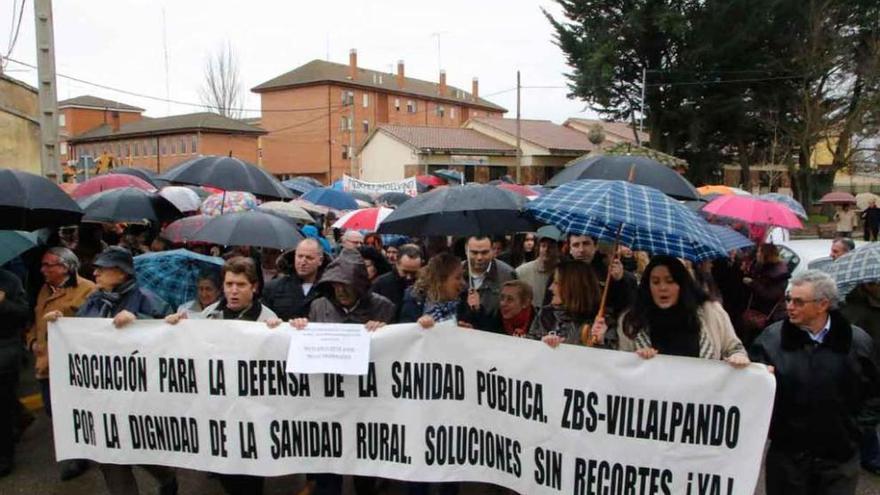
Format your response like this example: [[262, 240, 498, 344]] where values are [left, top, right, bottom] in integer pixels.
[[286, 325, 371, 375]]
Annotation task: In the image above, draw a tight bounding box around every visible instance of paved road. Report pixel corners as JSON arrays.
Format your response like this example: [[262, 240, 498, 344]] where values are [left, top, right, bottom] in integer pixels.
[[3, 413, 880, 495]]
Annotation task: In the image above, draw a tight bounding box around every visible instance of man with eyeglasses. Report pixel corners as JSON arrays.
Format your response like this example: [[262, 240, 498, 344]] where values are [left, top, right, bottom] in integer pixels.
[[750, 270, 880, 495]]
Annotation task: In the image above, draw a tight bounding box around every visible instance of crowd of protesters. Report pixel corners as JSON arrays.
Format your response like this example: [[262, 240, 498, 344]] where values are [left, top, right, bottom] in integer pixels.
[[0, 219, 878, 495]]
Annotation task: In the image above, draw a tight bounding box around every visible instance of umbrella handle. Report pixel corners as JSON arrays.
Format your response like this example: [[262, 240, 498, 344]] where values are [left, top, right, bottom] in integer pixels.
[[586, 224, 624, 346]]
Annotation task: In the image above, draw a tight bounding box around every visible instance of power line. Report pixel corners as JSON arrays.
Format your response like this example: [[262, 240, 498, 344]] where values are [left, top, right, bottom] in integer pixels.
[[4, 0, 27, 66]]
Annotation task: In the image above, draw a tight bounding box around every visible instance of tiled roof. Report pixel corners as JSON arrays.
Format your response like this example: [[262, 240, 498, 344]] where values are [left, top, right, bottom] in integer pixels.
[[252, 59, 505, 112], [565, 118, 649, 143], [469, 117, 595, 153], [58, 95, 144, 112], [375, 124, 516, 154], [70, 112, 265, 141]]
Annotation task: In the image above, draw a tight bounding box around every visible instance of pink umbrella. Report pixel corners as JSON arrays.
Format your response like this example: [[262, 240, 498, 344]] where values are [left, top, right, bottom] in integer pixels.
[[72, 174, 156, 199], [703, 195, 803, 229], [496, 183, 538, 197], [332, 207, 393, 231], [819, 191, 856, 205], [160, 214, 212, 243]]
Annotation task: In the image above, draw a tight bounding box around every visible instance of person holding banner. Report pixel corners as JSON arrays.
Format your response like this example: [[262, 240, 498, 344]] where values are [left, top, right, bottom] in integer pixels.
[[751, 270, 880, 495], [45, 246, 178, 495], [289, 248, 394, 495], [401, 252, 472, 330], [26, 247, 96, 481], [618, 256, 749, 365], [528, 259, 610, 348], [166, 256, 281, 495]]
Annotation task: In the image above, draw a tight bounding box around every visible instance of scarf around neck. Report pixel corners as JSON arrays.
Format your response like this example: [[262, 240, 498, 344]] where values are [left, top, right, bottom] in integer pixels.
[[95, 278, 138, 318], [503, 306, 533, 336]]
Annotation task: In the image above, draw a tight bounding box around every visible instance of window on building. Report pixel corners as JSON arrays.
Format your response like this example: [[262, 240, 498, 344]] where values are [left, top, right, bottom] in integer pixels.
[[341, 116, 352, 131], [60, 142, 68, 155], [115, 143, 121, 157], [133, 142, 139, 157], [180, 138, 187, 154], [362, 120, 369, 133], [342, 145, 350, 160], [362, 94, 369, 108], [161, 139, 166, 155], [407, 100, 416, 113], [395, 98, 400, 111], [436, 105, 445, 118], [58, 114, 66, 127], [124, 143, 130, 157], [341, 91, 354, 106], [191, 135, 197, 153], [451, 107, 456, 119]]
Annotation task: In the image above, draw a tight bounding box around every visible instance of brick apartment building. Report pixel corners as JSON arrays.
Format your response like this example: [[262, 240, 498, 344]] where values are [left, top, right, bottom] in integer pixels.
[[58, 95, 145, 166], [68, 112, 265, 173], [252, 49, 507, 182]]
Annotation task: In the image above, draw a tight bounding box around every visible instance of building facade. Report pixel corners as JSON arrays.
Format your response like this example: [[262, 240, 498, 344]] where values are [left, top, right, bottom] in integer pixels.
[[58, 95, 145, 166], [0, 74, 41, 174], [253, 50, 506, 182], [359, 124, 517, 183], [68, 112, 265, 173]]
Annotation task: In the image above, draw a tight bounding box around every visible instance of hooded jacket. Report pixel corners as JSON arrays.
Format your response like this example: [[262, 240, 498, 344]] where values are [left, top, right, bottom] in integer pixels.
[[308, 249, 395, 324], [750, 311, 880, 460]]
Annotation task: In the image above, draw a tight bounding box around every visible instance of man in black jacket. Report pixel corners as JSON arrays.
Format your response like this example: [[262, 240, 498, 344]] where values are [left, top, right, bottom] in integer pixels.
[[0, 269, 29, 477], [751, 270, 880, 495], [262, 238, 325, 320], [371, 244, 422, 321]]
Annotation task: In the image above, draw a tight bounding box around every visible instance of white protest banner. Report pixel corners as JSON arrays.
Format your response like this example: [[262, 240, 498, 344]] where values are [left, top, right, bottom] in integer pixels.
[[287, 324, 371, 375], [342, 174, 418, 197], [51, 319, 775, 494]]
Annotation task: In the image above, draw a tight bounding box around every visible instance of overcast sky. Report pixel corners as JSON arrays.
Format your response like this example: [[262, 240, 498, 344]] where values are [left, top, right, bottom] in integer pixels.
[[2, 0, 600, 123]]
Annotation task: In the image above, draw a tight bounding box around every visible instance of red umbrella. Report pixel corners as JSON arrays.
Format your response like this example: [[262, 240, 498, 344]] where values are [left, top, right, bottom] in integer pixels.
[[703, 195, 803, 229], [160, 214, 212, 243], [497, 183, 538, 197], [332, 207, 394, 231], [819, 191, 856, 205], [72, 174, 156, 199], [416, 175, 446, 187]]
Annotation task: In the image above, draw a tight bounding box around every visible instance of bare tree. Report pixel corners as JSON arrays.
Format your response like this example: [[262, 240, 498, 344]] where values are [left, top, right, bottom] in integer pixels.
[[200, 42, 243, 119]]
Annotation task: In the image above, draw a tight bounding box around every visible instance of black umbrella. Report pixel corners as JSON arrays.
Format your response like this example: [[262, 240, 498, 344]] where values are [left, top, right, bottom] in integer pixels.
[[350, 191, 375, 205], [377, 184, 537, 236], [79, 187, 183, 224], [0, 169, 83, 230], [545, 155, 699, 201], [376, 192, 412, 208], [159, 156, 292, 200], [190, 210, 304, 250]]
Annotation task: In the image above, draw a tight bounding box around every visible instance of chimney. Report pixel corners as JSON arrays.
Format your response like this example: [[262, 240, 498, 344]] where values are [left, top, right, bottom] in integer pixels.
[[471, 77, 479, 101], [439, 70, 447, 96], [110, 111, 121, 132], [348, 49, 358, 80], [396, 60, 405, 89]]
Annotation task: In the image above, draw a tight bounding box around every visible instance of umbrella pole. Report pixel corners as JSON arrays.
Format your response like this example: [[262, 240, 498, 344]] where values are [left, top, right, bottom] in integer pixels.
[[220, 190, 226, 215], [585, 165, 636, 346]]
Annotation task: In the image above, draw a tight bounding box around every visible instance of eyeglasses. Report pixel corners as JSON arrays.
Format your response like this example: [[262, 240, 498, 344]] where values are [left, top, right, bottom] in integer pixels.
[[784, 295, 821, 307]]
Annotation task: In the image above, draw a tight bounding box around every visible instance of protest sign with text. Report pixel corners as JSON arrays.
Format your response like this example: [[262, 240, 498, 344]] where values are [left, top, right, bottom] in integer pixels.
[[51, 319, 775, 494]]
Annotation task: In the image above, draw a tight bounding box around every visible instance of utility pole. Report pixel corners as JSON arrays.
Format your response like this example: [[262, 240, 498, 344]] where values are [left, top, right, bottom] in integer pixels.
[[515, 70, 522, 184], [34, 0, 61, 181], [639, 65, 647, 139], [349, 93, 356, 178]]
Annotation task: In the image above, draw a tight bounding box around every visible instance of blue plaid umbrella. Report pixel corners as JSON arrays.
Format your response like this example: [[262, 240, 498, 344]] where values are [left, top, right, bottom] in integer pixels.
[[824, 243, 880, 295], [706, 224, 754, 252], [758, 193, 808, 220], [134, 249, 224, 309], [525, 180, 727, 261]]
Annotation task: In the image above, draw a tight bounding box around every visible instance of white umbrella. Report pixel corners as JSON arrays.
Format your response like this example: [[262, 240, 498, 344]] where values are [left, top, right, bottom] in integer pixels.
[[159, 186, 202, 213], [259, 201, 315, 224]]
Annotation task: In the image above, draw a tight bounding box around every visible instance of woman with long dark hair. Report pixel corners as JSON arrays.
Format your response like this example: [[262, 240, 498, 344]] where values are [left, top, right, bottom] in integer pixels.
[[618, 255, 749, 366]]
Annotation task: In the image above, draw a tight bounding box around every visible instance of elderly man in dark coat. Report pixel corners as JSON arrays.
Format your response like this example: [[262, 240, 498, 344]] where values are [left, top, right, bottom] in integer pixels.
[[751, 270, 880, 495]]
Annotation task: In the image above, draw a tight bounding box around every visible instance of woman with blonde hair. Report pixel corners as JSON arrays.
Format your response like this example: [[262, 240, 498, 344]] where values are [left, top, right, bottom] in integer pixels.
[[399, 252, 474, 328]]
